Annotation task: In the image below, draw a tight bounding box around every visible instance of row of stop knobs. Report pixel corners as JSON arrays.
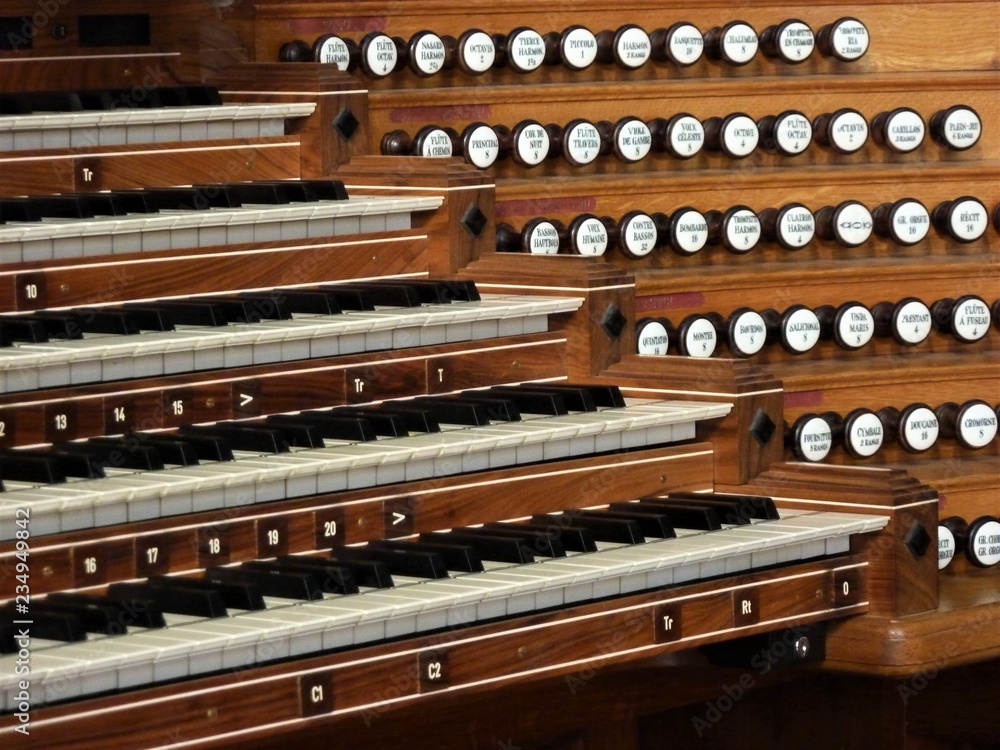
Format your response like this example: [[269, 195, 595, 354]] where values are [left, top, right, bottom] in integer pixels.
[[635, 296, 996, 361], [381, 105, 980, 170], [281, 18, 870, 75], [786, 400, 998, 461], [497, 198, 996, 258]]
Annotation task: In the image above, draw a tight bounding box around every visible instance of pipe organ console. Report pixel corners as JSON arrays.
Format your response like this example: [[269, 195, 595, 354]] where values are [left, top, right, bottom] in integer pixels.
[[0, 1, 996, 748]]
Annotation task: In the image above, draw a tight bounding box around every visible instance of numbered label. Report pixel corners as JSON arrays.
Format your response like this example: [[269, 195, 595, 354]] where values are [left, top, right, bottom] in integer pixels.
[[833, 569, 862, 607], [256, 519, 289, 557], [197, 528, 232, 566], [298, 673, 334, 717], [135, 535, 171, 577], [418, 652, 450, 690], [73, 546, 109, 587]]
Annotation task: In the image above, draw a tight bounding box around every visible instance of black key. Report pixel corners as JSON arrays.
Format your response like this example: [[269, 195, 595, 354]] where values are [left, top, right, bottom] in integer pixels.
[[76, 192, 129, 217], [266, 289, 342, 316], [487, 387, 568, 416], [60, 440, 164, 471], [331, 545, 450, 579], [179, 424, 290, 454], [298, 179, 348, 202], [76, 90, 116, 111], [367, 404, 440, 433], [516, 385, 597, 413], [324, 552, 394, 589], [137, 301, 229, 328], [211, 183, 289, 205], [648, 495, 754, 526], [0, 93, 33, 115], [331, 283, 423, 308], [378, 278, 480, 303], [12, 195, 93, 220], [0, 317, 48, 344], [200, 296, 291, 323], [532, 513, 644, 544], [106, 306, 175, 332], [0, 451, 66, 483], [255, 418, 325, 449], [411, 397, 491, 426], [556, 384, 626, 408], [636, 499, 723, 531], [598, 507, 677, 538], [42, 309, 141, 336], [314, 285, 375, 311], [147, 576, 265, 611], [141, 187, 239, 211], [150, 432, 233, 462], [332, 409, 409, 437], [268, 413, 377, 442], [424, 530, 535, 564], [101, 191, 159, 215], [665, 492, 780, 522], [369, 540, 483, 573], [467, 525, 566, 558], [29, 312, 85, 340], [490, 522, 598, 553], [249, 181, 319, 204], [451, 394, 521, 423], [31, 599, 122, 635], [178, 85, 223, 106], [46, 592, 166, 629], [0, 198, 41, 222], [122, 435, 201, 467], [205, 565, 322, 601], [23, 448, 106, 479], [107, 582, 228, 618], [269, 557, 360, 595], [24, 91, 84, 112], [0, 605, 86, 647]]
